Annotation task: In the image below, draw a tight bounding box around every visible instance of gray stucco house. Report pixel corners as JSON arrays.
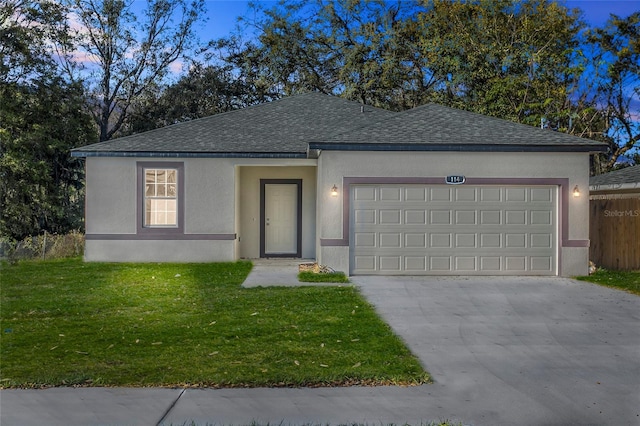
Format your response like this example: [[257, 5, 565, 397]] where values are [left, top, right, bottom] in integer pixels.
[[72, 92, 607, 276]]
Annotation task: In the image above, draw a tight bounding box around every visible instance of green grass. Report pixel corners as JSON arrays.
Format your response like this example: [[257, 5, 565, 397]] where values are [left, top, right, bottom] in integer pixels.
[[576, 269, 640, 295], [298, 271, 350, 283], [0, 259, 429, 388]]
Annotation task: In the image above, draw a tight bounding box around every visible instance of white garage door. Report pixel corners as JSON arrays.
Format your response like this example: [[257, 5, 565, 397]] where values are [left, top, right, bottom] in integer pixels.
[[350, 184, 557, 275]]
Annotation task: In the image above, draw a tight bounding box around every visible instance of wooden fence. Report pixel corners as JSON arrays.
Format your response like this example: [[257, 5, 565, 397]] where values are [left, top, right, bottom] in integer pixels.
[[589, 198, 640, 270]]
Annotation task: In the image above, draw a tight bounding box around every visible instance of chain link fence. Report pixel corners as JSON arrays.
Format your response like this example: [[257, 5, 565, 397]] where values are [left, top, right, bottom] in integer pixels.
[[0, 231, 84, 262]]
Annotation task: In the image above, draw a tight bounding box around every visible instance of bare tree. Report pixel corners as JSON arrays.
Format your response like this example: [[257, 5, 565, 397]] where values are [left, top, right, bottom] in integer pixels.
[[589, 12, 640, 171], [63, 0, 206, 141]]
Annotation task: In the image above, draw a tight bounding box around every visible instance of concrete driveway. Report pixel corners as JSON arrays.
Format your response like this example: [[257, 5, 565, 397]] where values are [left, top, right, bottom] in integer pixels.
[[1, 275, 639, 426], [354, 275, 640, 425]]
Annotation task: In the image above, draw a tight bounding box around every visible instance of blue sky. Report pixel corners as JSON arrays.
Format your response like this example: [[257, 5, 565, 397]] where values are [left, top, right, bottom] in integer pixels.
[[565, 0, 639, 25], [199, 0, 639, 40]]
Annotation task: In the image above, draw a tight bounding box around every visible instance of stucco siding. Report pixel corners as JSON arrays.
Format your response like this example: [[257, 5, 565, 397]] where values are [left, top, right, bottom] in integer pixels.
[[320, 246, 350, 275], [561, 247, 590, 277], [85, 157, 137, 235], [184, 159, 236, 235], [85, 240, 235, 262]]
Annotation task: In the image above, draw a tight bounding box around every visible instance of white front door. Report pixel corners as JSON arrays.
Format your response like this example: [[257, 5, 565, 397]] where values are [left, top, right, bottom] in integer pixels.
[[264, 183, 298, 255]]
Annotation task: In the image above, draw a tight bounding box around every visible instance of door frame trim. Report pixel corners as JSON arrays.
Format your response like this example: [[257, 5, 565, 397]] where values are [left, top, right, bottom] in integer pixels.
[[347, 181, 559, 276], [260, 179, 303, 258]]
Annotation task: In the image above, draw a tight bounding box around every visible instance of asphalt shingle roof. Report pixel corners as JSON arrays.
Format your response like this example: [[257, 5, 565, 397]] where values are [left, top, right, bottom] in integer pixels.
[[72, 92, 607, 157], [311, 103, 607, 149], [72, 92, 394, 157], [590, 165, 640, 186]]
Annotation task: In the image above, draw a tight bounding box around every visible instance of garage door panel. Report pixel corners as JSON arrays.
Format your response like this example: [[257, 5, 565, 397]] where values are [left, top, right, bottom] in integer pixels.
[[506, 210, 527, 225], [350, 184, 557, 275], [506, 233, 527, 248], [354, 209, 376, 224], [531, 210, 552, 225], [531, 256, 553, 271], [405, 233, 427, 248], [531, 233, 552, 248], [405, 256, 427, 271], [379, 233, 401, 248], [506, 256, 527, 271], [353, 255, 376, 272], [354, 236, 553, 254], [352, 253, 555, 275], [455, 187, 477, 201], [455, 256, 476, 271], [405, 187, 427, 201], [380, 187, 401, 201], [430, 233, 452, 248], [456, 210, 477, 225], [480, 187, 502, 202], [430, 210, 452, 224], [506, 188, 527, 202], [354, 186, 376, 201], [480, 256, 501, 271], [405, 210, 427, 224], [379, 209, 401, 224], [481, 210, 502, 225], [354, 232, 376, 248], [456, 234, 477, 248], [430, 257, 451, 271], [380, 256, 401, 271], [531, 187, 553, 202], [481, 233, 502, 248], [430, 188, 452, 201]]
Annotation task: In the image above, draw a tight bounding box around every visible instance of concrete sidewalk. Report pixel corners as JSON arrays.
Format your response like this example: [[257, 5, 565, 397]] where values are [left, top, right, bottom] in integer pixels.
[[2, 275, 639, 426], [241, 258, 306, 287], [241, 258, 342, 287], [0, 385, 466, 426]]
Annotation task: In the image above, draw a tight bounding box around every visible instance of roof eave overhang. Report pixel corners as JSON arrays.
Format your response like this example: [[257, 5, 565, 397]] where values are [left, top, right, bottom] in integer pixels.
[[70, 151, 309, 159], [590, 183, 640, 192], [308, 142, 608, 153], [71, 142, 609, 158]]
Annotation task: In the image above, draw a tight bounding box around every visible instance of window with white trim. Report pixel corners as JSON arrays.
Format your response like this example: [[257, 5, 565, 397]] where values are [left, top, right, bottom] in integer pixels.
[[144, 168, 178, 227]]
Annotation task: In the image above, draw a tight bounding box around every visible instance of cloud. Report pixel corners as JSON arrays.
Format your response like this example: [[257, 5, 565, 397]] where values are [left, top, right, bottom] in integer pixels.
[[169, 60, 184, 74]]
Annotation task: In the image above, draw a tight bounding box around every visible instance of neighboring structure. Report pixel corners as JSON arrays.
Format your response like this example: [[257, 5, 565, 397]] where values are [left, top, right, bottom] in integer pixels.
[[72, 92, 607, 276], [590, 165, 640, 199], [589, 165, 640, 270]]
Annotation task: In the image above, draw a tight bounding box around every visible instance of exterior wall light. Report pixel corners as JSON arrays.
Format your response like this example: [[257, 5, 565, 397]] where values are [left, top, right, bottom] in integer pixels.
[[573, 185, 580, 197], [331, 184, 338, 197]]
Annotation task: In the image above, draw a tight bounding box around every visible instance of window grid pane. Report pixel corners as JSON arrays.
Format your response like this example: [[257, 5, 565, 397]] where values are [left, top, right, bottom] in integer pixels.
[[144, 168, 178, 227]]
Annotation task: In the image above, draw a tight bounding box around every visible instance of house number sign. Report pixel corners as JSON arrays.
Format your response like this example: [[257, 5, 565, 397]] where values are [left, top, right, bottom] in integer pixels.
[[445, 175, 466, 185]]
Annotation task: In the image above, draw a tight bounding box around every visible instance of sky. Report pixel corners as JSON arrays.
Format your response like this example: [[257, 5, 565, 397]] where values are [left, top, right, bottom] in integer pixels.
[[198, 0, 640, 41]]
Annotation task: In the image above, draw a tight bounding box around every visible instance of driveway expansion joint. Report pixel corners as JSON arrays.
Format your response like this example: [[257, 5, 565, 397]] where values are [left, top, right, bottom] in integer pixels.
[[156, 387, 186, 426]]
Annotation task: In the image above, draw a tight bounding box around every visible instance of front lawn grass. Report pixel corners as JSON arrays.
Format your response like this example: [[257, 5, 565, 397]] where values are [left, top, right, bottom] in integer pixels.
[[0, 259, 429, 388], [576, 269, 640, 296]]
